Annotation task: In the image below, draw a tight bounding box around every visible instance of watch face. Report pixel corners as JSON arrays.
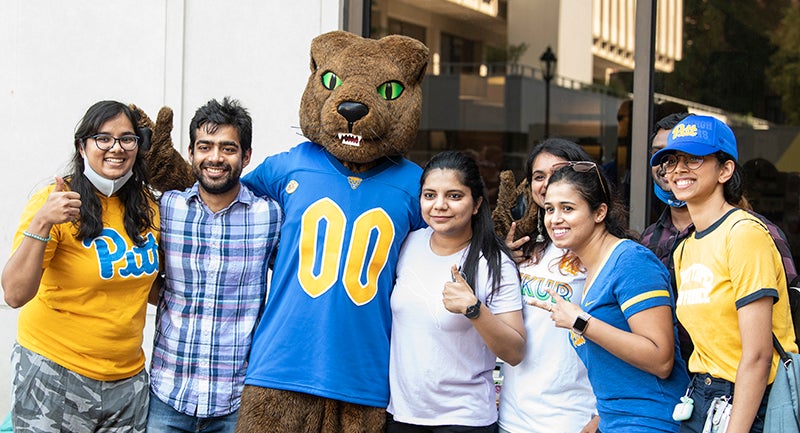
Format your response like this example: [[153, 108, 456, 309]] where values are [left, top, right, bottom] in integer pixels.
[[465, 300, 481, 319], [573, 316, 589, 334]]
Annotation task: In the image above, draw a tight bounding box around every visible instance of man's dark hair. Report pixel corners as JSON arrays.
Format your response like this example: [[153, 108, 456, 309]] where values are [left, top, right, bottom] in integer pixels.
[[649, 112, 692, 147], [189, 97, 252, 153]]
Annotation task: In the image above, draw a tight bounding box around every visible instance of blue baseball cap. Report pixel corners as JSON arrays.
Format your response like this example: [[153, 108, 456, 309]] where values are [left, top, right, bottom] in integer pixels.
[[650, 115, 737, 166]]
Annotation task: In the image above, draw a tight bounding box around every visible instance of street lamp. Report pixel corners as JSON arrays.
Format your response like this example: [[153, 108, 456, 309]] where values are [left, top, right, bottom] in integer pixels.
[[540, 46, 557, 138]]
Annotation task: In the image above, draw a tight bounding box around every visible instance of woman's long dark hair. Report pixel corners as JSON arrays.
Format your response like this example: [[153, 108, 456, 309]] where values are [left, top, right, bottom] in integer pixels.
[[547, 163, 635, 241], [421, 151, 516, 297], [70, 100, 156, 245], [523, 138, 595, 264]]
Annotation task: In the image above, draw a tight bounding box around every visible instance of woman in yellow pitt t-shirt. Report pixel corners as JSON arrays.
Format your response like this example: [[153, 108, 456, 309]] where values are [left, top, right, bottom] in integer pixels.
[[651, 115, 797, 433], [2, 101, 160, 433]]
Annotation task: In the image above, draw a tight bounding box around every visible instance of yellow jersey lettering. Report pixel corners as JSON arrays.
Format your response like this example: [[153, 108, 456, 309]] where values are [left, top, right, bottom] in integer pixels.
[[298, 198, 395, 305]]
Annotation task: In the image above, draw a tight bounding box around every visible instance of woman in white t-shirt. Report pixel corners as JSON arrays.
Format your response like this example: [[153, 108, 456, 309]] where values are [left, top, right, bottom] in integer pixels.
[[387, 151, 526, 433], [499, 139, 598, 433]]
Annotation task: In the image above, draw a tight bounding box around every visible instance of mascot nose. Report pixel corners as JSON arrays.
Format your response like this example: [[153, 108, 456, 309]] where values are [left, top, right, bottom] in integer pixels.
[[337, 102, 369, 129]]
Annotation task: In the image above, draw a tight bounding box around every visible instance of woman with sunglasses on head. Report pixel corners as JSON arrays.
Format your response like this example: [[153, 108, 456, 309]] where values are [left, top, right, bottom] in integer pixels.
[[2, 100, 159, 432], [530, 158, 689, 433], [650, 115, 796, 433], [386, 151, 525, 433], [498, 138, 598, 433]]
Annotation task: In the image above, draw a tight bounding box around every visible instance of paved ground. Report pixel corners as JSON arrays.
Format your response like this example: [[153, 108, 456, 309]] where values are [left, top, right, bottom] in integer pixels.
[[0, 305, 158, 416]]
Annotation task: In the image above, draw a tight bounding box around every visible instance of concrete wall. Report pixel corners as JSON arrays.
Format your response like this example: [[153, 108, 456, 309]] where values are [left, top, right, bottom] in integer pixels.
[[0, 0, 341, 416]]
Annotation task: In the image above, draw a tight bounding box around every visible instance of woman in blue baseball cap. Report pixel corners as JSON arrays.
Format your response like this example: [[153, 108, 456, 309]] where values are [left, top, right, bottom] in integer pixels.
[[651, 114, 797, 433]]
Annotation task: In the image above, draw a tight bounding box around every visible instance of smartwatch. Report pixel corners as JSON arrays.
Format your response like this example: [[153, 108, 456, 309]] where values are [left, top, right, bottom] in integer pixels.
[[465, 299, 481, 319], [572, 312, 592, 335]]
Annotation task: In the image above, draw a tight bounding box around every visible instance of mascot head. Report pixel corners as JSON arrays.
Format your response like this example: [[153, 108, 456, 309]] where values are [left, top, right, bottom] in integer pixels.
[[299, 31, 430, 171]]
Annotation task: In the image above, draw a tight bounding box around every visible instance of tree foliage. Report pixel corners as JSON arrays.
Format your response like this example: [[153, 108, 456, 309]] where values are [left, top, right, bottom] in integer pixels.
[[767, 3, 800, 125], [661, 0, 792, 122]]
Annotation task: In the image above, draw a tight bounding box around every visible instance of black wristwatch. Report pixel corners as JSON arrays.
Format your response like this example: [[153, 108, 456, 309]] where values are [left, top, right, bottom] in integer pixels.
[[572, 312, 592, 335], [465, 299, 481, 319]]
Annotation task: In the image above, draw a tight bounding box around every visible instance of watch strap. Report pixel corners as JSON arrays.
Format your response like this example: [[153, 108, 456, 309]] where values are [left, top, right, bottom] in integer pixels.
[[464, 299, 481, 319], [572, 312, 592, 335]]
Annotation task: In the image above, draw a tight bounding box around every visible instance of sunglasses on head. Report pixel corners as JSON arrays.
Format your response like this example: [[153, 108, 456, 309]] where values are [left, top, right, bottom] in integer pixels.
[[550, 161, 609, 202]]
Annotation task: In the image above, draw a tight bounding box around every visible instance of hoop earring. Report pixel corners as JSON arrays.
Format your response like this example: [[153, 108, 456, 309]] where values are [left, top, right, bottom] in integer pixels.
[[535, 208, 545, 243]]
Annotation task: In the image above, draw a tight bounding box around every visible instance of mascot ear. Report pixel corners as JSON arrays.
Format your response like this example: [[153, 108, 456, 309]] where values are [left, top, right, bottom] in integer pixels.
[[380, 35, 429, 85], [309, 31, 361, 73], [137, 126, 152, 152]]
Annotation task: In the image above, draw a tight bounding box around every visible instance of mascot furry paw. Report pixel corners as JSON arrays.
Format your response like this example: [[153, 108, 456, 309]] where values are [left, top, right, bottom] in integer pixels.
[[129, 104, 194, 193], [491, 169, 539, 243], [143, 31, 430, 433]]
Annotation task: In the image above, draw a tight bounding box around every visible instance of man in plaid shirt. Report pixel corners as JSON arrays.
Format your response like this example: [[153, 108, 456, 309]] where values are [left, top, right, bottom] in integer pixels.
[[147, 98, 282, 432]]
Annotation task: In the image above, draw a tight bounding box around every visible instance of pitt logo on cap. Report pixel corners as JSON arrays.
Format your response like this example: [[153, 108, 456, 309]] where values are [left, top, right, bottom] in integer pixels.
[[672, 123, 698, 140]]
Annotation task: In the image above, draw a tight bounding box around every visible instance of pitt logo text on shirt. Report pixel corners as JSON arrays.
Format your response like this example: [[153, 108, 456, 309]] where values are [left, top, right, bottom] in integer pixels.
[[83, 229, 159, 279]]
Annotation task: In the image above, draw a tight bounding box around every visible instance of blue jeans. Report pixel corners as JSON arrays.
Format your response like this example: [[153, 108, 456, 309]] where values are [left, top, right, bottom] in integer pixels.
[[678, 373, 769, 433], [147, 391, 238, 433]]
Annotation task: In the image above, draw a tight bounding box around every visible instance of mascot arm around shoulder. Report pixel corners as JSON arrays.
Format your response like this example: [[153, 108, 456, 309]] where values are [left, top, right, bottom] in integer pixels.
[[142, 31, 430, 433]]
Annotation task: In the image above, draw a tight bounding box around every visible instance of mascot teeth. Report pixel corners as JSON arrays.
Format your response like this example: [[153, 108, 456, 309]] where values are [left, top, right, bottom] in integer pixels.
[[337, 133, 362, 147]]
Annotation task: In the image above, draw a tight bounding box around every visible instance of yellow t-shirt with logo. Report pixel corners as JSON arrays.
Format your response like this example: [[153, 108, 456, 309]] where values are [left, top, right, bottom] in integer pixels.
[[13, 184, 160, 381], [674, 208, 797, 383]]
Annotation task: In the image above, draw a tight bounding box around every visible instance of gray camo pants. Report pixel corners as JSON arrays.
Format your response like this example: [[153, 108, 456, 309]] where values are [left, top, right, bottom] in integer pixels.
[[11, 343, 148, 433]]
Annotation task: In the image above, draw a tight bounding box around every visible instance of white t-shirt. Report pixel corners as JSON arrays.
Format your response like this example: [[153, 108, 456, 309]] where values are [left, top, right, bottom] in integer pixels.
[[498, 243, 597, 433], [387, 227, 522, 426]]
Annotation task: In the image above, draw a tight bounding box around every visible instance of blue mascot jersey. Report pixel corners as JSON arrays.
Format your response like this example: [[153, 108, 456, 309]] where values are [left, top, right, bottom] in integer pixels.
[[241, 141, 424, 407]]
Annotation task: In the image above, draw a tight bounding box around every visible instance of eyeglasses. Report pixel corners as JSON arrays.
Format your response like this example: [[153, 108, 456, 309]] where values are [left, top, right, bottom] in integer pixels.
[[551, 161, 609, 202], [660, 153, 705, 173], [89, 134, 139, 151]]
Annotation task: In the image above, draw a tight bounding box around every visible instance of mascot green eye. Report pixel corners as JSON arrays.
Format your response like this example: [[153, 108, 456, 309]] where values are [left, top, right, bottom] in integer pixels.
[[377, 81, 404, 100], [321, 71, 343, 90]]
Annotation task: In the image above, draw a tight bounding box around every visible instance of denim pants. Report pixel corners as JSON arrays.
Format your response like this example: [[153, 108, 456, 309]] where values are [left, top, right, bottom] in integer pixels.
[[146, 391, 238, 433], [678, 373, 769, 433]]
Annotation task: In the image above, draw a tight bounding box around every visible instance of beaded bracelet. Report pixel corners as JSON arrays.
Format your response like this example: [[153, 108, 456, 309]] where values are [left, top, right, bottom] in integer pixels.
[[23, 231, 52, 243]]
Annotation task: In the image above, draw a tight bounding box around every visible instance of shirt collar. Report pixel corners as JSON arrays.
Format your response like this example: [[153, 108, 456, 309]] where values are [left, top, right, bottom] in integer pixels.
[[657, 207, 694, 238], [184, 182, 255, 211]]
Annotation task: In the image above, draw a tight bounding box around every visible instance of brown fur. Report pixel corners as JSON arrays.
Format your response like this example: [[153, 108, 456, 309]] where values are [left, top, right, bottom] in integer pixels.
[[491, 169, 539, 241], [235, 386, 385, 433], [130, 104, 194, 192], [299, 31, 429, 172]]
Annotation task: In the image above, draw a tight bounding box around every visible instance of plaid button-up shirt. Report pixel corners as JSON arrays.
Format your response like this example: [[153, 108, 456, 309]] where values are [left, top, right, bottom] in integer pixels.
[[150, 183, 281, 417]]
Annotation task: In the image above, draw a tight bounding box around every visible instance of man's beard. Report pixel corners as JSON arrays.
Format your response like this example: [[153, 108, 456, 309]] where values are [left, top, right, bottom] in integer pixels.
[[193, 162, 241, 194]]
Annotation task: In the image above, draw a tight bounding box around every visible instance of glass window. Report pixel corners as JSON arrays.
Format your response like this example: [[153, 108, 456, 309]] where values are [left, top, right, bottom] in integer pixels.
[[369, 0, 800, 254]]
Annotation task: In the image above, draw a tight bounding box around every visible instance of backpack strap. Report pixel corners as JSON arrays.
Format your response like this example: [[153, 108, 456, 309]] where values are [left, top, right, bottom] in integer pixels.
[[774, 333, 793, 367]]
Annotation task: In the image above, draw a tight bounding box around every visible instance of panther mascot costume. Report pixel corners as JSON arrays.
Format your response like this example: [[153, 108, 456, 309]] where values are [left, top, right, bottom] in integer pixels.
[[137, 30, 430, 433]]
